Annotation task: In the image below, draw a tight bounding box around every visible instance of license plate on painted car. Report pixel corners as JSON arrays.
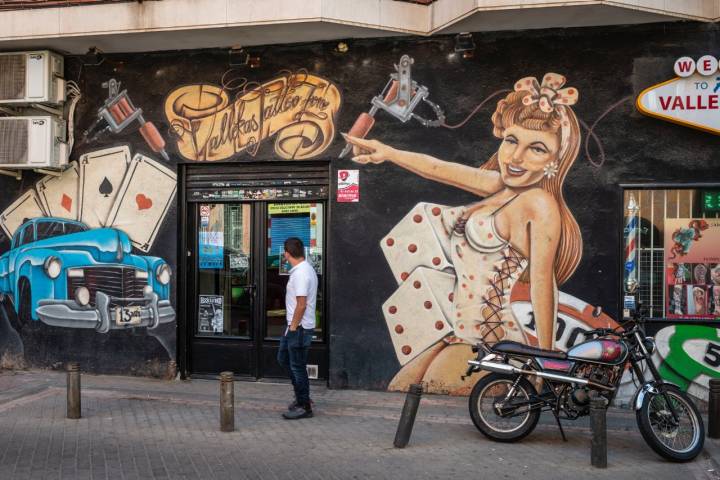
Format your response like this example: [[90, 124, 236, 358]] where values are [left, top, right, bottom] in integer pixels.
[[115, 306, 142, 326]]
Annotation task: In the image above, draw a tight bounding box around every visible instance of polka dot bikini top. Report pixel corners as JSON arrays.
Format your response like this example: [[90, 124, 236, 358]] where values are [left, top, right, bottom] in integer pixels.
[[443, 195, 518, 253]]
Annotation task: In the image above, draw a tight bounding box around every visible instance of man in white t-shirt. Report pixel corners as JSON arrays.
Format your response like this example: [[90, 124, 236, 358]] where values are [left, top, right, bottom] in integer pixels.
[[277, 237, 318, 419]]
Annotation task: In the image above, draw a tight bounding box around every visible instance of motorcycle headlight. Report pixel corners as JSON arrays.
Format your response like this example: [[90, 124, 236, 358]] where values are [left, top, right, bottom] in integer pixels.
[[44, 256, 62, 279], [643, 336, 656, 355], [156, 264, 171, 285]]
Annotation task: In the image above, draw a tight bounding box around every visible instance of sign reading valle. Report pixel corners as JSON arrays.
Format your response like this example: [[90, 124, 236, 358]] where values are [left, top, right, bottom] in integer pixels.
[[637, 55, 720, 135]]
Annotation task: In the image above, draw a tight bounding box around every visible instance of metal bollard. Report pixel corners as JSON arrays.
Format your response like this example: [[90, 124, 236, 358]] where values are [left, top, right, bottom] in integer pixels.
[[590, 395, 608, 468], [710, 379, 720, 439], [219, 371, 235, 432], [66, 362, 81, 420], [393, 383, 423, 448]]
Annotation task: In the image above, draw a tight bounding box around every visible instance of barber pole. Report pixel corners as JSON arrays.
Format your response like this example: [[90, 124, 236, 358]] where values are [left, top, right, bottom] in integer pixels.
[[624, 194, 639, 292]]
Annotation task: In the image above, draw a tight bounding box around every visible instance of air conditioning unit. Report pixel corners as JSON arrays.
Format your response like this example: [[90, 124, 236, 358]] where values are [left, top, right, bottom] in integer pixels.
[[0, 116, 67, 169], [0, 51, 64, 105]]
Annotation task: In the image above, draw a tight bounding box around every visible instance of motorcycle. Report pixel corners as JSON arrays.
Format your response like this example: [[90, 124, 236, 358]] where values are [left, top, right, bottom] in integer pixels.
[[464, 306, 705, 462]]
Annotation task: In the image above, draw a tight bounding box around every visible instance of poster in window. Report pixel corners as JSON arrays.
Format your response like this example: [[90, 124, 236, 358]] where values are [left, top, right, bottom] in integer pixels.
[[198, 295, 224, 334], [664, 218, 720, 319], [199, 231, 224, 269], [229, 254, 249, 271]]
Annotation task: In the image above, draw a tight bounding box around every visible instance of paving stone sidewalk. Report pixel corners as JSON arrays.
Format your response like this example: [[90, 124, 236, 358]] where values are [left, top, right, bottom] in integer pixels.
[[0, 370, 718, 480]]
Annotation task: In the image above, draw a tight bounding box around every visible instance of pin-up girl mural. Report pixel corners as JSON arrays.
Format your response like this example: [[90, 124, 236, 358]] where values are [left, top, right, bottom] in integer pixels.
[[345, 74, 584, 391]]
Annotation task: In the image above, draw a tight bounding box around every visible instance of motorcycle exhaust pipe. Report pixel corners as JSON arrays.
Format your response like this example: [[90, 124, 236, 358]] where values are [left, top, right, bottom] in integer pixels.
[[468, 357, 615, 392]]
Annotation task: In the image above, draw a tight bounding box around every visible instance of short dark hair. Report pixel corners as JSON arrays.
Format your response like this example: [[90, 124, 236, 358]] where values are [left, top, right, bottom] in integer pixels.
[[284, 237, 305, 259]]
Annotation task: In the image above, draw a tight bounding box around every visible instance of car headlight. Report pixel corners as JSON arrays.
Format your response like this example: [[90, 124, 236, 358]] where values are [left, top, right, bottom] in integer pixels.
[[156, 264, 171, 285], [74, 287, 90, 307], [44, 256, 62, 279]]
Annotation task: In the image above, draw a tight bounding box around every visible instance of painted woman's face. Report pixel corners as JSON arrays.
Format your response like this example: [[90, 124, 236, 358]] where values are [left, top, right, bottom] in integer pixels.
[[498, 125, 560, 188]]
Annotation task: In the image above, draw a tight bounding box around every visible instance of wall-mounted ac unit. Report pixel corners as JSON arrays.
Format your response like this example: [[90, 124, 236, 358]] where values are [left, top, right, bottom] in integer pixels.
[[0, 51, 64, 105], [0, 116, 67, 169]]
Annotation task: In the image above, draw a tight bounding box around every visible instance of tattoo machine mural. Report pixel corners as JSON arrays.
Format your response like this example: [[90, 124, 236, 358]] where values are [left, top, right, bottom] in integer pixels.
[[341, 55, 628, 170], [83, 79, 170, 161], [0, 146, 176, 357], [339, 55, 446, 158]]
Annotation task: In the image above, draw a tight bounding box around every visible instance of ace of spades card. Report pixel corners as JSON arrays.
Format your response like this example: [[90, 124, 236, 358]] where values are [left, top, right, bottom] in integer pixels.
[[380, 202, 453, 284], [36, 161, 80, 221], [383, 267, 456, 365], [78, 146, 132, 228], [0, 189, 47, 238], [105, 154, 177, 252]]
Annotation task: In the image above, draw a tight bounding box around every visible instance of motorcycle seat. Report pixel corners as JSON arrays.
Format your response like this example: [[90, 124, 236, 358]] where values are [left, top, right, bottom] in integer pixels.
[[491, 340, 567, 360]]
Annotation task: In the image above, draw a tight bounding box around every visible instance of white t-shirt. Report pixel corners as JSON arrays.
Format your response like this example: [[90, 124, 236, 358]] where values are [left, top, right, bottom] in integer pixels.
[[286, 260, 318, 329]]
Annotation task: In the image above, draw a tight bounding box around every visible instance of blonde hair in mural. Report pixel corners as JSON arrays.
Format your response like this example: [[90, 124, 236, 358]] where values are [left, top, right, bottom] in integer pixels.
[[481, 90, 582, 285]]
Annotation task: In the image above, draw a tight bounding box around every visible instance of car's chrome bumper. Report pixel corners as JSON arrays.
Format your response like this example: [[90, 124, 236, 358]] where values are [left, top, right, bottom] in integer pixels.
[[36, 291, 175, 333]]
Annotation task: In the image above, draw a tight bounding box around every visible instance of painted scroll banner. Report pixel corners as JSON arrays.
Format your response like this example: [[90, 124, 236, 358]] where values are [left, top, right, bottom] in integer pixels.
[[165, 72, 341, 161]]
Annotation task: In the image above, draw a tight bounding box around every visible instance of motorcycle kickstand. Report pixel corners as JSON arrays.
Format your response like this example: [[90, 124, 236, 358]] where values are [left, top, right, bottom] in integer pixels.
[[551, 409, 567, 442]]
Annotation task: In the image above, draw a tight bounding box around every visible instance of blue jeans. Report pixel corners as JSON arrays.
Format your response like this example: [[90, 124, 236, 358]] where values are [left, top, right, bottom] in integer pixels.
[[277, 327, 313, 407]]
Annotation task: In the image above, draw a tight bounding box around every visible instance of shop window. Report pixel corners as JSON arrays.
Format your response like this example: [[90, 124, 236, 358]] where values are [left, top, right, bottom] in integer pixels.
[[265, 203, 324, 340], [623, 188, 720, 319], [196, 203, 253, 337]]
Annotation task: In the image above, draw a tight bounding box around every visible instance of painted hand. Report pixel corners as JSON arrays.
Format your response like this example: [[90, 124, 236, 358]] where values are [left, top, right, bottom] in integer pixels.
[[342, 133, 393, 164]]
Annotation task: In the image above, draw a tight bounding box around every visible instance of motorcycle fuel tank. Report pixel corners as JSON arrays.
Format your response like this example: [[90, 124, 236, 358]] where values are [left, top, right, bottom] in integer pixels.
[[567, 339, 627, 364]]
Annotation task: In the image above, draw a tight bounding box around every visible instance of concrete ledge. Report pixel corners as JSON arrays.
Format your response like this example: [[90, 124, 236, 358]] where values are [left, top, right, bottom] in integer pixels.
[[0, 0, 713, 53]]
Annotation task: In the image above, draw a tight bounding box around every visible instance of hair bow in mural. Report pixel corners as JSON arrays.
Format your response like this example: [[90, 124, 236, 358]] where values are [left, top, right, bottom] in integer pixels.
[[515, 73, 579, 113]]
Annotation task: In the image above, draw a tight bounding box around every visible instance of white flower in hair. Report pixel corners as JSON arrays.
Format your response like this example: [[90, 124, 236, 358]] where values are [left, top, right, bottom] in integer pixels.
[[543, 161, 559, 178]]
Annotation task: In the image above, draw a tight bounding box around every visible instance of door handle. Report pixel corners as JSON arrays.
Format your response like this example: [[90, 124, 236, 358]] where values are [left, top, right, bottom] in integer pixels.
[[238, 284, 257, 297]]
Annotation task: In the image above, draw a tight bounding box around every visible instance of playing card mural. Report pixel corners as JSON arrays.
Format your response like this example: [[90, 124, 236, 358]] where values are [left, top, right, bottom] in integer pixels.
[[0, 145, 177, 362], [344, 72, 619, 394]]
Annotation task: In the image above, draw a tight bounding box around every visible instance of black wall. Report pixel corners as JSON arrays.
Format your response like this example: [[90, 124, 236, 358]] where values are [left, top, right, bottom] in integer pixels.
[[1, 21, 718, 386]]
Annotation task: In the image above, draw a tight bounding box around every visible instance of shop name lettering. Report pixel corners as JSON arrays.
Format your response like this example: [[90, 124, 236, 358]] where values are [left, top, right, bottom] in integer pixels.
[[165, 71, 341, 161], [658, 95, 719, 110], [206, 79, 330, 149]]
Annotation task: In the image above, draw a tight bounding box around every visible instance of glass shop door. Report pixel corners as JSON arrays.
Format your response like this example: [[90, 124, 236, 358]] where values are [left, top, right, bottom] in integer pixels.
[[186, 201, 327, 379], [189, 202, 259, 376]]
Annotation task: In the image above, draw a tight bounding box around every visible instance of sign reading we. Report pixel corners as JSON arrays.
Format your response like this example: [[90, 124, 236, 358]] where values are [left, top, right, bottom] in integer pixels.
[[165, 70, 341, 161], [637, 55, 720, 135]]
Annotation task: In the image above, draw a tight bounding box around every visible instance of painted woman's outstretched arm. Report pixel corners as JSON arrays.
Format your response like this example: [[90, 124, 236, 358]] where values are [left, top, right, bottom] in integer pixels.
[[343, 134, 503, 198]]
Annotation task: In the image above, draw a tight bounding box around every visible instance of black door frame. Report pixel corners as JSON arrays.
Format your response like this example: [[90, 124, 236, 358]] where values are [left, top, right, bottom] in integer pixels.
[[177, 161, 331, 380]]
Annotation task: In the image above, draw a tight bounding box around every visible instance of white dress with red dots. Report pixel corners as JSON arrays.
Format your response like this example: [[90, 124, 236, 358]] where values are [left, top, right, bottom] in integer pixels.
[[441, 196, 529, 346]]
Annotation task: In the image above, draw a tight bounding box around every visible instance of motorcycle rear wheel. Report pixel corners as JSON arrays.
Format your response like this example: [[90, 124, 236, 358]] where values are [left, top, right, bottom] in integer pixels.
[[469, 373, 540, 442], [636, 384, 704, 462]]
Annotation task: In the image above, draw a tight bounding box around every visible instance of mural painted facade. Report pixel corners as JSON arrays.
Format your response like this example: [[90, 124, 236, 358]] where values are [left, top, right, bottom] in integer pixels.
[[343, 70, 622, 394], [0, 22, 715, 404]]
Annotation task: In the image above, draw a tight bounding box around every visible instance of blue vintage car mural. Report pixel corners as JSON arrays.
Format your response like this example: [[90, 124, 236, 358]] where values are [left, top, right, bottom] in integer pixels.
[[0, 217, 175, 333]]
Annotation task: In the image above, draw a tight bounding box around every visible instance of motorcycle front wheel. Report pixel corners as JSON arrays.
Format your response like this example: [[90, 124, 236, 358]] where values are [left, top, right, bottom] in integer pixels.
[[636, 384, 705, 462], [469, 373, 540, 442]]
